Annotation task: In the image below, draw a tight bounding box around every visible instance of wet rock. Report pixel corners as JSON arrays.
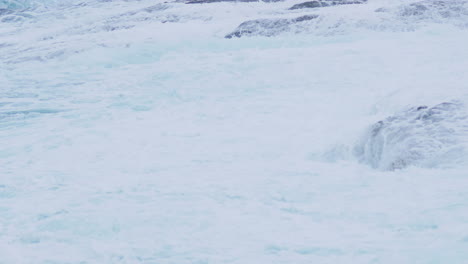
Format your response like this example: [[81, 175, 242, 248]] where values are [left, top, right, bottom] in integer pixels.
[[289, 0, 367, 10], [401, 3, 429, 16], [293, 14, 318, 22], [398, 0, 468, 19], [289, 1, 325, 9], [355, 102, 468, 170], [225, 14, 318, 38]]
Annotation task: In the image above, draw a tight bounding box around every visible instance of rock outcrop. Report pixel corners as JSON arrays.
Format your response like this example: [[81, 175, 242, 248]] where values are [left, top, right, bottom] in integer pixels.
[[375, 0, 468, 20], [225, 14, 318, 38], [289, 0, 367, 10], [355, 102, 468, 170]]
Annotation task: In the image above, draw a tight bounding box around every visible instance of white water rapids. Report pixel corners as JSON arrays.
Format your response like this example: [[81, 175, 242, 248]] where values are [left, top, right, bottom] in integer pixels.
[[1, 0, 468, 263]]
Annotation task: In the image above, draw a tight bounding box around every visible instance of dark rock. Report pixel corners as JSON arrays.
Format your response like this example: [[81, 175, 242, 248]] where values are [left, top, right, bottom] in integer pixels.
[[398, 0, 468, 19], [225, 14, 318, 38], [289, 1, 326, 10], [292, 14, 319, 22], [355, 102, 468, 170], [289, 0, 367, 10]]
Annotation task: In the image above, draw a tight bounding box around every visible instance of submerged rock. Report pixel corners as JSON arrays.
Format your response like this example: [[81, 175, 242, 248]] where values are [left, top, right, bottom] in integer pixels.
[[289, 0, 367, 10], [355, 102, 468, 170], [225, 14, 318, 38]]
